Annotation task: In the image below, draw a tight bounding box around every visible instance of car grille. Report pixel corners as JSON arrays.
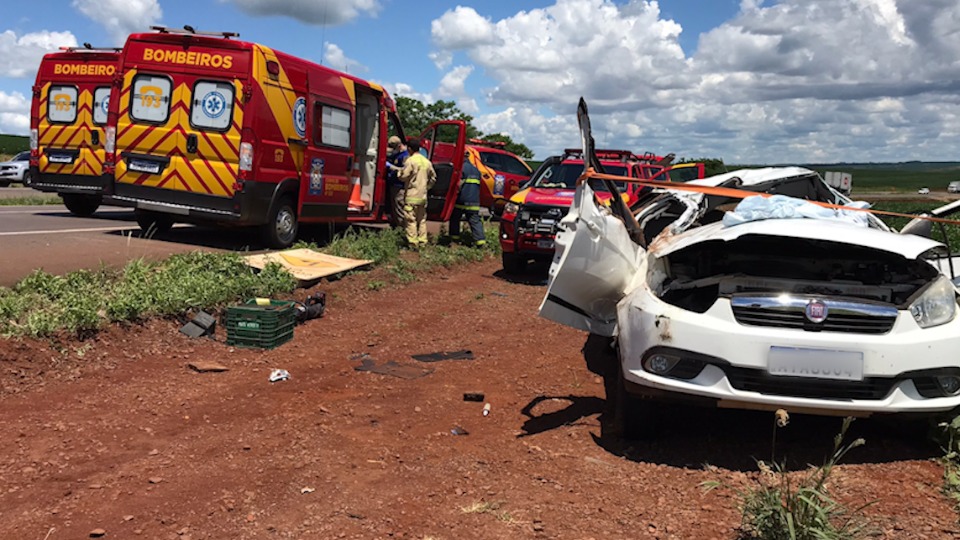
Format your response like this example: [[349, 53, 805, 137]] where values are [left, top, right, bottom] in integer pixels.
[[731, 296, 898, 334], [516, 204, 566, 235], [722, 365, 897, 400]]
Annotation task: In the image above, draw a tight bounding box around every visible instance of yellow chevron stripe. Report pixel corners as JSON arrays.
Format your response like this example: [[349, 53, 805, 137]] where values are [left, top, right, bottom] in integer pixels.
[[254, 45, 303, 174], [340, 77, 356, 106]]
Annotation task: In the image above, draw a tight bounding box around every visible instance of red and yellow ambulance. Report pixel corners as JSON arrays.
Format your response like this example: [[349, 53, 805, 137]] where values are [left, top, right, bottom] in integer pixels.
[[29, 47, 121, 216], [106, 27, 465, 247]]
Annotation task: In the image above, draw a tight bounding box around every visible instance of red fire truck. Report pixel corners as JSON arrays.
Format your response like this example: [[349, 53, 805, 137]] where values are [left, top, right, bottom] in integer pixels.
[[105, 26, 465, 247], [29, 46, 121, 216]]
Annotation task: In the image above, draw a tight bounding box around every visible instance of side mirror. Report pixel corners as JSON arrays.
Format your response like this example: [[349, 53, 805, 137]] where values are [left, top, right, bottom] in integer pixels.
[[901, 215, 933, 238]]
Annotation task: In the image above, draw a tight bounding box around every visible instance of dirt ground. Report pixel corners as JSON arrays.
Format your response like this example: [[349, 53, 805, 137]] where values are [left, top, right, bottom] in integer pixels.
[[1, 257, 959, 539]]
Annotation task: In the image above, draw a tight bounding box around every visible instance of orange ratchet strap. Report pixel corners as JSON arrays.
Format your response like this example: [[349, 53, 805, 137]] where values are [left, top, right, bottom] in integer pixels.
[[578, 168, 960, 227]]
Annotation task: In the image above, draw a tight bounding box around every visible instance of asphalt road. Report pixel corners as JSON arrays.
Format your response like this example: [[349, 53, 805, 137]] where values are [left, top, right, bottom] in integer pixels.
[[0, 205, 252, 287]]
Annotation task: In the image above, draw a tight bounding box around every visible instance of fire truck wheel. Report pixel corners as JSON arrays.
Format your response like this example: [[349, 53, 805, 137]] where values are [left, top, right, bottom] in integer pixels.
[[263, 197, 298, 249], [135, 211, 174, 235], [62, 193, 101, 217], [501, 252, 527, 274]]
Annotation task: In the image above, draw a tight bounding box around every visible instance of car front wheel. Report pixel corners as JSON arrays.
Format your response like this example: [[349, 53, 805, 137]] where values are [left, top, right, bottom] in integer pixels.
[[21, 170, 32, 187], [604, 365, 662, 442], [502, 252, 527, 274]]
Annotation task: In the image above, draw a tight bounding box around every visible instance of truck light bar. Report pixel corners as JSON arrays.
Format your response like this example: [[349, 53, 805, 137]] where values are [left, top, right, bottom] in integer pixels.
[[468, 138, 507, 149], [562, 148, 640, 162], [151, 25, 239, 38], [59, 45, 122, 53]]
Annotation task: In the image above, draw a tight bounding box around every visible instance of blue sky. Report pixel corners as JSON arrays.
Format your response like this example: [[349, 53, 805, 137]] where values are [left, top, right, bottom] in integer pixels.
[[2, 0, 959, 164]]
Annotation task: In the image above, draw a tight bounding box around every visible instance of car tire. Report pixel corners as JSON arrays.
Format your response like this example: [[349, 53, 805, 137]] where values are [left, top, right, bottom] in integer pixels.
[[21, 170, 32, 187], [62, 193, 101, 217], [502, 252, 527, 274], [261, 196, 298, 249], [135, 210, 174, 235], [607, 365, 661, 441]]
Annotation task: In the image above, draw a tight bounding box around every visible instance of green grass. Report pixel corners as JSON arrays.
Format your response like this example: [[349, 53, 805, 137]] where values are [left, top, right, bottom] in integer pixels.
[[297, 221, 500, 284], [870, 201, 960, 248], [0, 195, 62, 206], [1, 220, 500, 338], [0, 252, 297, 338]]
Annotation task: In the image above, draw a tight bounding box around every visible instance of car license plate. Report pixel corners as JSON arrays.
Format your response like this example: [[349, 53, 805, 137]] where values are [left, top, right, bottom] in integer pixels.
[[48, 154, 73, 164], [767, 346, 863, 381], [537, 239, 555, 249], [128, 159, 161, 174]]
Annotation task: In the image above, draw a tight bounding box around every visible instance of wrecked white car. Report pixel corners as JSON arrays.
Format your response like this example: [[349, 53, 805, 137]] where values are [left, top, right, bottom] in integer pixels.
[[540, 164, 960, 438]]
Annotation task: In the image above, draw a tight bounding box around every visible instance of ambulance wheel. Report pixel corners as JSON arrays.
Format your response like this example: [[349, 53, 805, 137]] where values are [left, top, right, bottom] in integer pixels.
[[502, 252, 527, 274], [135, 210, 174, 235], [62, 193, 101, 217], [263, 197, 298, 249]]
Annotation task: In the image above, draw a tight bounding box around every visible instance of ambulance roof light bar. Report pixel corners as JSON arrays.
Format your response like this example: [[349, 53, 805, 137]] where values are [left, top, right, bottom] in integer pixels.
[[150, 25, 239, 39], [59, 43, 122, 53]]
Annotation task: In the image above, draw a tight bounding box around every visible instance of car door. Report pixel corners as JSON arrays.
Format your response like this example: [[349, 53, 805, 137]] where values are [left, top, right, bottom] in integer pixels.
[[538, 177, 642, 337], [418, 120, 466, 221]]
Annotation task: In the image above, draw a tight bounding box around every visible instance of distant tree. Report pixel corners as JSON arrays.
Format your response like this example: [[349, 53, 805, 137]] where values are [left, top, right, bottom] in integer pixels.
[[395, 96, 480, 139], [680, 157, 727, 177], [475, 133, 534, 160]]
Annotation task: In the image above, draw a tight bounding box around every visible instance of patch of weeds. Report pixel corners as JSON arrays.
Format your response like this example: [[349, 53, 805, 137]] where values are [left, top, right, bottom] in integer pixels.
[[473, 292, 485, 300], [1, 252, 297, 338], [367, 280, 386, 291], [0, 196, 62, 206], [704, 415, 873, 540], [460, 500, 516, 524], [938, 415, 960, 513]]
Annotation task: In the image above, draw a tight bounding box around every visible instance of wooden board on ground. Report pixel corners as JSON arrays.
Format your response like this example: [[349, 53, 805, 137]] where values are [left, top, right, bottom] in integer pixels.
[[244, 249, 373, 282]]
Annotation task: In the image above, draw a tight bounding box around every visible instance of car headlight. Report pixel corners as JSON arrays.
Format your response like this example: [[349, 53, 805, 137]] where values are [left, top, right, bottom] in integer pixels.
[[504, 201, 520, 215], [910, 276, 957, 329]]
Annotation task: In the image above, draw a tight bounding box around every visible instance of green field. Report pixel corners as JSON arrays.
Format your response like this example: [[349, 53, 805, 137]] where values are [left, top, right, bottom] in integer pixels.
[[0, 134, 28, 155]]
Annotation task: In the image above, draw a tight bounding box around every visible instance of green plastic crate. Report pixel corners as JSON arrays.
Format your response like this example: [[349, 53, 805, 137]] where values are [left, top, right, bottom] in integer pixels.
[[225, 299, 296, 349]]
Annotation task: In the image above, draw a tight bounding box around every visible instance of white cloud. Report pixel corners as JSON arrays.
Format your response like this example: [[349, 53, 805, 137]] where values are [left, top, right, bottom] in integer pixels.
[[0, 91, 30, 134], [227, 0, 380, 26], [431, 6, 498, 49], [436, 66, 478, 114], [427, 0, 960, 163], [322, 42, 366, 74], [382, 82, 432, 105], [0, 30, 77, 79], [72, 0, 162, 45]]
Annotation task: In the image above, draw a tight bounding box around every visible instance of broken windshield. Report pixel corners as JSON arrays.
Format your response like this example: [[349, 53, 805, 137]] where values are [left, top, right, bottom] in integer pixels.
[[533, 162, 628, 192]]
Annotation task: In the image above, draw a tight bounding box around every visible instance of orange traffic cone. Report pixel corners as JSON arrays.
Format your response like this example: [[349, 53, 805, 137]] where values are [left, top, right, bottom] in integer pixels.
[[348, 162, 365, 211]]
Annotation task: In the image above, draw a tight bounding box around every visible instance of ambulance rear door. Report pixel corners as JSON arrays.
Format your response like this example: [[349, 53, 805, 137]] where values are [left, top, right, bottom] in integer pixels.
[[418, 120, 466, 221]]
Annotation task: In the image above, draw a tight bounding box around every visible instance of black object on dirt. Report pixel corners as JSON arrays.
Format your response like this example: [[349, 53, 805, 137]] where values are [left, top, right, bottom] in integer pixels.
[[411, 350, 475, 363], [354, 358, 434, 380], [463, 392, 485, 402], [450, 426, 469, 436], [294, 292, 326, 323], [180, 310, 216, 338]]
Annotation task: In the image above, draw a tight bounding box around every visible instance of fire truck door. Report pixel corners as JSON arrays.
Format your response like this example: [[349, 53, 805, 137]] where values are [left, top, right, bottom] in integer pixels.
[[300, 97, 353, 220], [418, 120, 466, 222]]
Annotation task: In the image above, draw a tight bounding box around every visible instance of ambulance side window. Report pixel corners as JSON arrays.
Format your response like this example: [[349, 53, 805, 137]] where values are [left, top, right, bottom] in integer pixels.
[[130, 74, 172, 124], [313, 103, 351, 149], [190, 80, 235, 131], [48, 85, 78, 124], [93, 87, 110, 125]]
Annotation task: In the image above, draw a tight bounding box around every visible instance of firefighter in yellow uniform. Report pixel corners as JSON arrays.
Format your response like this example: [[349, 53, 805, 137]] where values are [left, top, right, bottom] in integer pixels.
[[397, 137, 437, 248]]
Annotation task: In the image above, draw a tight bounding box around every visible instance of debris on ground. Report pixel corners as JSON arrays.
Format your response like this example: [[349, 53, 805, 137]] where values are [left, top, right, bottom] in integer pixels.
[[294, 292, 326, 324], [187, 361, 229, 373], [463, 392, 485, 402], [300, 487, 315, 494], [411, 350, 475, 363], [179, 310, 216, 338], [482, 403, 491, 416], [244, 249, 373, 283], [353, 358, 433, 380], [450, 426, 469, 436], [489, 292, 509, 297], [268, 369, 291, 383]]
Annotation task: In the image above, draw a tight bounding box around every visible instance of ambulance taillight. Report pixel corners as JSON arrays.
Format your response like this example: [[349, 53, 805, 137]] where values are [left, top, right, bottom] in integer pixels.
[[239, 142, 253, 177], [29, 129, 38, 152], [104, 126, 115, 154]]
